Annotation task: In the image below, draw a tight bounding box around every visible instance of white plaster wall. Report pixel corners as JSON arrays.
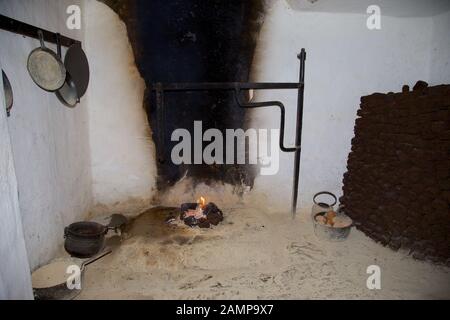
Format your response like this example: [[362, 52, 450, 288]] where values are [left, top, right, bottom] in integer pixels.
[[0, 0, 92, 270], [84, 1, 157, 215], [429, 10, 450, 85], [0, 57, 33, 299], [249, 0, 438, 213]]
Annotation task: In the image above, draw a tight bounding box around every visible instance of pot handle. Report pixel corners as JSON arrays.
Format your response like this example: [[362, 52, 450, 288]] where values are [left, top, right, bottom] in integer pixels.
[[63, 226, 68, 238], [313, 191, 337, 207]]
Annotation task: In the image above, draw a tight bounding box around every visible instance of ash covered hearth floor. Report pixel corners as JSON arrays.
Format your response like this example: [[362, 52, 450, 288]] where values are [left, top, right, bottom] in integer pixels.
[[77, 207, 450, 299]]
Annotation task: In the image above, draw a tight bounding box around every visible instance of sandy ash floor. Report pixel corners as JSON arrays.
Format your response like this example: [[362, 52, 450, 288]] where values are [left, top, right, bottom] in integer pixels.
[[76, 206, 450, 299]]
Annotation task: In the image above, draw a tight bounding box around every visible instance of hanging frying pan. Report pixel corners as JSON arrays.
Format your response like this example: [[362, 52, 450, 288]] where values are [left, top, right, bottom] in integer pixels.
[[27, 30, 66, 92], [2, 69, 13, 117], [55, 74, 79, 107], [64, 41, 89, 98], [54, 33, 79, 108]]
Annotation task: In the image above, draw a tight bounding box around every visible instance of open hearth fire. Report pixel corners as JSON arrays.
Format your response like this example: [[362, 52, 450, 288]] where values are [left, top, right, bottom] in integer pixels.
[[177, 197, 224, 228]]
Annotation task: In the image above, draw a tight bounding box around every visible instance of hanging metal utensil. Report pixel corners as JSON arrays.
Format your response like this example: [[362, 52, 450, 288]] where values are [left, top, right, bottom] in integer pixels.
[[64, 42, 89, 98], [27, 30, 66, 92], [2, 69, 13, 116], [54, 33, 79, 107], [55, 74, 79, 107]]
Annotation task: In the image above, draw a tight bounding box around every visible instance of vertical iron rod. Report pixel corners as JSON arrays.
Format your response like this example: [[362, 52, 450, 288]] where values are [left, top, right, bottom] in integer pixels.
[[291, 49, 306, 217]]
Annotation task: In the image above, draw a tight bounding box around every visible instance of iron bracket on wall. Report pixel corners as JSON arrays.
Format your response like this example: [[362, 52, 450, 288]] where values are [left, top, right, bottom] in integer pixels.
[[0, 14, 80, 48], [151, 49, 306, 217]]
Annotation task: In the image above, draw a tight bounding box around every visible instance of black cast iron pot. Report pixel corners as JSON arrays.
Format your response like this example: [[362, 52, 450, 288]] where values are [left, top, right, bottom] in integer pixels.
[[64, 214, 127, 258], [64, 221, 108, 258]]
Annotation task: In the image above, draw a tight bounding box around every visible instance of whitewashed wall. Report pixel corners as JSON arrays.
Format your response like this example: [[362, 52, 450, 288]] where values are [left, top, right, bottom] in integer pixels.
[[84, 1, 158, 215], [429, 10, 450, 85], [0, 56, 33, 299], [249, 0, 450, 213], [0, 0, 92, 271]]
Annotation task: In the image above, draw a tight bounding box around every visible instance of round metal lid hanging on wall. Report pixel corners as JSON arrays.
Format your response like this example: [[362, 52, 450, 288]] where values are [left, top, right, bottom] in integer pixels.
[[64, 42, 90, 98], [54, 33, 80, 108]]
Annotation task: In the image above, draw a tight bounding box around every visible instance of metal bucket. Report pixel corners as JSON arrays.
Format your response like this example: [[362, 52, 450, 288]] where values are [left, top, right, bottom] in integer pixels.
[[313, 209, 353, 242]]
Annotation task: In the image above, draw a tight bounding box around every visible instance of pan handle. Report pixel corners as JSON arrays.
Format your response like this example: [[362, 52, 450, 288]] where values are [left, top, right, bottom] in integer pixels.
[[56, 33, 62, 59], [80, 248, 112, 270], [37, 30, 45, 48]]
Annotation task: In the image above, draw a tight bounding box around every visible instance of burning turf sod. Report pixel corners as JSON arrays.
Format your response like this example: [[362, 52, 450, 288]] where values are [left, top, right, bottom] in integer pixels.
[[179, 197, 224, 228]]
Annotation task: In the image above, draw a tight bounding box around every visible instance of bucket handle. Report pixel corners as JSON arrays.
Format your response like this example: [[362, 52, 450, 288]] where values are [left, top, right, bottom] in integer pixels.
[[313, 191, 337, 207]]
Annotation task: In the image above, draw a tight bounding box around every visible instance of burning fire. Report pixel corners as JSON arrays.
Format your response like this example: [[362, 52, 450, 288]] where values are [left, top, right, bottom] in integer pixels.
[[179, 197, 224, 227], [197, 196, 206, 209], [183, 197, 207, 220]]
